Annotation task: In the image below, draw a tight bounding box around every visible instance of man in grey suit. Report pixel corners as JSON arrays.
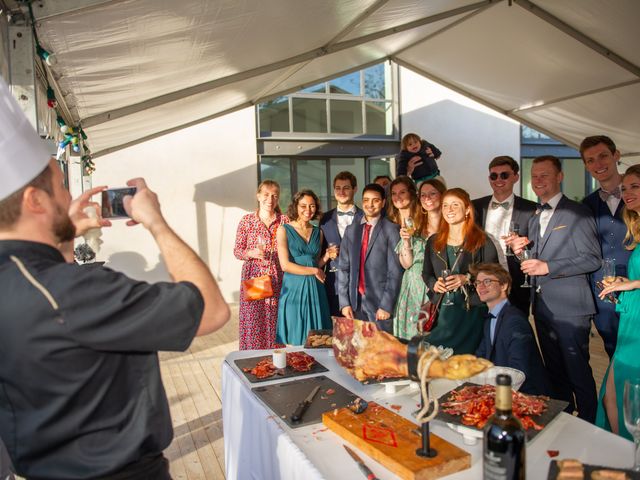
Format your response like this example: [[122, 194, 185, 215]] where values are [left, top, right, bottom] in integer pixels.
[[337, 183, 403, 333], [472, 156, 537, 315], [509, 155, 601, 422]]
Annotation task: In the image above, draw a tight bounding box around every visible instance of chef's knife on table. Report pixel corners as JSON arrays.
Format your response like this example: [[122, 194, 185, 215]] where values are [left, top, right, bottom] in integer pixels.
[[290, 385, 320, 422], [343, 444, 379, 480]]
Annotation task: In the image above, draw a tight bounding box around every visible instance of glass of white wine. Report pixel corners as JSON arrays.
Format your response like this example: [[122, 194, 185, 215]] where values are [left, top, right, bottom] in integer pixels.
[[518, 249, 532, 288], [441, 268, 454, 306], [601, 258, 617, 303], [623, 379, 640, 471], [328, 242, 338, 273], [404, 217, 416, 247]]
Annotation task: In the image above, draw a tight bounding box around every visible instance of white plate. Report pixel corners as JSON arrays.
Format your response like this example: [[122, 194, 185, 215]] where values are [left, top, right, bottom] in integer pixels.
[[460, 366, 526, 391], [446, 423, 482, 445]]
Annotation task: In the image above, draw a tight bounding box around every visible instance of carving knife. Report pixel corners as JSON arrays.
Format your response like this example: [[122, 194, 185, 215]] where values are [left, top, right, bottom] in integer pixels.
[[291, 385, 320, 422], [343, 444, 379, 480]]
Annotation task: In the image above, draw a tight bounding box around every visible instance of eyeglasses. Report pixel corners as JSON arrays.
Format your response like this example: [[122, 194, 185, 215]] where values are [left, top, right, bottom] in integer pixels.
[[473, 279, 501, 288], [489, 172, 512, 181]]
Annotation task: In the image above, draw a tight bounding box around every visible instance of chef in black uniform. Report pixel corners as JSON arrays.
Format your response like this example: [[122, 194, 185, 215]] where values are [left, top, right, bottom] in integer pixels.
[[0, 77, 230, 479]]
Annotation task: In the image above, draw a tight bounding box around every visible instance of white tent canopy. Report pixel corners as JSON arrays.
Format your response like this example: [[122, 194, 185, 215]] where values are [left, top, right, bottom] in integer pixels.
[[24, 0, 640, 158]]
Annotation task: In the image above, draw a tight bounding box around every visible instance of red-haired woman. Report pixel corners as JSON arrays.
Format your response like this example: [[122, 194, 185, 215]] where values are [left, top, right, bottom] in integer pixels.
[[421, 188, 498, 353], [234, 180, 289, 349]]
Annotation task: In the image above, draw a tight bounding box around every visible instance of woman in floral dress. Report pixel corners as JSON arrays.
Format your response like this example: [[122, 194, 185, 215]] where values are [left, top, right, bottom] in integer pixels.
[[234, 180, 289, 349], [390, 177, 446, 339]]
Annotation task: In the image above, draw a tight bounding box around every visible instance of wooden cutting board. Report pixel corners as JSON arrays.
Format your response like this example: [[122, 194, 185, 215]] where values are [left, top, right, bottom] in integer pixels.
[[323, 402, 471, 480]]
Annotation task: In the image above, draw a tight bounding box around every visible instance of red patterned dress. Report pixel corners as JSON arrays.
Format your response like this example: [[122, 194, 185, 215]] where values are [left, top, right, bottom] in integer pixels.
[[234, 212, 289, 350]]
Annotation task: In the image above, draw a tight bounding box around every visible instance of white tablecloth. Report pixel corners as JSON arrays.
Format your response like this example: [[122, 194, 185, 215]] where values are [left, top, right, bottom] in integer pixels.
[[222, 348, 635, 480]]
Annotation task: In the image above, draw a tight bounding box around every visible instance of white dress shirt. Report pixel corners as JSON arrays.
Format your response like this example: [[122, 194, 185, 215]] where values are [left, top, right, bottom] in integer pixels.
[[336, 205, 357, 238], [539, 192, 563, 237], [484, 194, 514, 270]]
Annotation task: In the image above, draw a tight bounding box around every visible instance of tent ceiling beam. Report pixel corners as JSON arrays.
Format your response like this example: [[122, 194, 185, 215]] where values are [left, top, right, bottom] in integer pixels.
[[31, 0, 127, 22], [80, 0, 493, 129], [509, 79, 640, 114], [392, 57, 580, 150], [514, 0, 640, 78]]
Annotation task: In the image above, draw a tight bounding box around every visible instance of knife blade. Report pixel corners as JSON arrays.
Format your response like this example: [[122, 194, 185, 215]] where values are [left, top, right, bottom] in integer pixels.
[[290, 385, 320, 422], [343, 444, 379, 480]]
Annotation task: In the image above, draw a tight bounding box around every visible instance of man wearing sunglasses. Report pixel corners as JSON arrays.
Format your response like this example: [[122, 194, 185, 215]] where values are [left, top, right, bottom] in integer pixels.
[[472, 263, 550, 396], [472, 156, 537, 315]]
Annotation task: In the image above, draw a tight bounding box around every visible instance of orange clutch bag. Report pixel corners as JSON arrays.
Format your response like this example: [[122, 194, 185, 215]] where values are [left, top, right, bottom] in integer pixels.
[[242, 275, 273, 301]]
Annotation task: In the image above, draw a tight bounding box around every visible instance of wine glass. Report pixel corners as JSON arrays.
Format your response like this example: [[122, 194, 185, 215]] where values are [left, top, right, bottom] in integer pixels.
[[256, 236, 268, 261], [505, 221, 520, 256], [623, 379, 640, 471], [441, 269, 454, 306], [518, 249, 532, 288], [328, 242, 338, 273], [601, 259, 617, 303], [404, 217, 416, 246]]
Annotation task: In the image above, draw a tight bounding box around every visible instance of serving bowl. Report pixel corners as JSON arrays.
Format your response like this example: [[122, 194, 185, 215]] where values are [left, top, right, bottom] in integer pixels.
[[459, 366, 526, 391]]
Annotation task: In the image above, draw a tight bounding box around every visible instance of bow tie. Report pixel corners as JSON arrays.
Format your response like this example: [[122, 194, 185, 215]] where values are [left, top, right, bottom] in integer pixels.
[[535, 203, 552, 214], [484, 312, 496, 320], [337, 210, 355, 217], [491, 201, 510, 210], [599, 187, 621, 202]]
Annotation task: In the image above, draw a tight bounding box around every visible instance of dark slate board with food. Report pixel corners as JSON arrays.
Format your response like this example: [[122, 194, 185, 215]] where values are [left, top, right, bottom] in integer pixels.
[[547, 459, 640, 479], [304, 329, 333, 348], [435, 383, 569, 441], [252, 374, 360, 429], [234, 352, 328, 384]]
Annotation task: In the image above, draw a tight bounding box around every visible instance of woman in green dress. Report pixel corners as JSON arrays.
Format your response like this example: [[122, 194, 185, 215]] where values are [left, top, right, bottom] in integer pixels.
[[389, 177, 446, 339], [421, 188, 498, 354], [276, 190, 332, 345], [596, 164, 640, 440]]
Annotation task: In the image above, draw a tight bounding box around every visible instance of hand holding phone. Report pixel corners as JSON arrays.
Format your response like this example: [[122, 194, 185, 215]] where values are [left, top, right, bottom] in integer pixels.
[[101, 187, 137, 219], [596, 280, 619, 304]]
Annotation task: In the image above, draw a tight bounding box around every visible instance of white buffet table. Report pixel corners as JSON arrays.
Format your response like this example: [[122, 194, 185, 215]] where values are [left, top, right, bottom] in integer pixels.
[[222, 348, 634, 480]]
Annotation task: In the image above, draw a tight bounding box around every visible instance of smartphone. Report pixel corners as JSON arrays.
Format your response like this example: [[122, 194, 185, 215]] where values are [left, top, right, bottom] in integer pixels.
[[101, 187, 136, 219], [595, 280, 619, 304]]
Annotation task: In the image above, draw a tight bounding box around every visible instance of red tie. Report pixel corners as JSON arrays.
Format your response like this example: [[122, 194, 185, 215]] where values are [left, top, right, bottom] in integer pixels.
[[358, 223, 372, 295]]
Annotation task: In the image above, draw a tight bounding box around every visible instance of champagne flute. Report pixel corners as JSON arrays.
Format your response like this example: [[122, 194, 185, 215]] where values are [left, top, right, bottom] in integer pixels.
[[505, 221, 520, 256], [404, 217, 416, 247], [601, 258, 617, 303], [256, 236, 268, 262], [441, 268, 454, 306], [518, 249, 532, 288], [328, 242, 338, 273], [623, 379, 640, 471]]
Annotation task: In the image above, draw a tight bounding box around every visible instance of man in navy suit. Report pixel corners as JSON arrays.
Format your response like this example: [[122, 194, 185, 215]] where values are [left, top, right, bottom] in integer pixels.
[[320, 171, 363, 316], [337, 183, 403, 333], [580, 135, 630, 359], [472, 156, 537, 315], [473, 263, 550, 396], [508, 155, 601, 422]]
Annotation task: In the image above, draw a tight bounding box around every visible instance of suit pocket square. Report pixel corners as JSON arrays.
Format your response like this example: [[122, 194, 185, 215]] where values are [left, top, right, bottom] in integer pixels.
[[552, 225, 567, 231]]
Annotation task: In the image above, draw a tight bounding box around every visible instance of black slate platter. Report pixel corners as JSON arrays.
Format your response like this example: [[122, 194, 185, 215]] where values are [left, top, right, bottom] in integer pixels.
[[435, 382, 569, 441], [547, 459, 640, 479], [252, 375, 359, 429], [235, 353, 328, 383]]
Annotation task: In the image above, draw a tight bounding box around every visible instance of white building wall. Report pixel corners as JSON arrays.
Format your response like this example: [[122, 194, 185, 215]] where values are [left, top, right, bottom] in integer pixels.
[[91, 107, 258, 303], [399, 67, 521, 199], [89, 67, 522, 301]]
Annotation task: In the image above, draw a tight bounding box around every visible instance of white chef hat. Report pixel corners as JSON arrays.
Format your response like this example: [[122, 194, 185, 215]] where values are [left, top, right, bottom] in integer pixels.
[[0, 77, 51, 201]]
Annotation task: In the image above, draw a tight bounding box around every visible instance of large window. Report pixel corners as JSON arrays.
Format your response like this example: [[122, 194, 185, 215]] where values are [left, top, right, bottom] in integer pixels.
[[258, 62, 396, 138], [259, 157, 393, 212]]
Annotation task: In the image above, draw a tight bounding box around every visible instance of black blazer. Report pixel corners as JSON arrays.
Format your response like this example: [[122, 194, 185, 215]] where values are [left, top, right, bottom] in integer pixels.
[[472, 195, 537, 314], [421, 234, 499, 307], [475, 302, 551, 396]]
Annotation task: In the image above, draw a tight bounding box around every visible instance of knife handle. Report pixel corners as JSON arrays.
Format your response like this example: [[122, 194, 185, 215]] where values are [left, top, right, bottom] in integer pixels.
[[357, 462, 378, 480], [291, 401, 308, 422]]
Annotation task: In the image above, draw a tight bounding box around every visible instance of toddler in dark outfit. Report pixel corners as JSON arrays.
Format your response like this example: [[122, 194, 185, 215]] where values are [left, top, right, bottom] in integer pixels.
[[396, 132, 442, 183]]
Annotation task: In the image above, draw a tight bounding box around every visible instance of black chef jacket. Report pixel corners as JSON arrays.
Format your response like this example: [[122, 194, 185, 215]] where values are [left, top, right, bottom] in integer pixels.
[[0, 240, 204, 479]]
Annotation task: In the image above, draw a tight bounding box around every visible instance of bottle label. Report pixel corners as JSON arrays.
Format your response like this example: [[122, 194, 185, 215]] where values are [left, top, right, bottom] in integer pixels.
[[484, 450, 508, 480]]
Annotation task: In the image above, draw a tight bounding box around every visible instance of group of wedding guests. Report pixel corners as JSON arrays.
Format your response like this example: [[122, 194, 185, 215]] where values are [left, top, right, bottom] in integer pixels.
[[234, 134, 640, 443]]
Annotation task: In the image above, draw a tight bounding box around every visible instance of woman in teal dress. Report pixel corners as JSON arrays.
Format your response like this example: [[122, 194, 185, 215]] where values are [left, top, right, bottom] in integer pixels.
[[421, 188, 498, 354], [388, 177, 446, 339], [276, 190, 331, 345], [596, 164, 640, 440]]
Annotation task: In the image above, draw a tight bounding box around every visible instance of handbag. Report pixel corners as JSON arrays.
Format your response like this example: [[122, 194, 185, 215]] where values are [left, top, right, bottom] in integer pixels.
[[418, 247, 465, 333], [242, 224, 278, 301]]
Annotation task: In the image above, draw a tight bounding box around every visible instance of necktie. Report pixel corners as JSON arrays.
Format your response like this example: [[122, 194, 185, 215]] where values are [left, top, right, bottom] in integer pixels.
[[337, 210, 355, 217], [490, 201, 509, 210], [358, 223, 372, 295], [535, 202, 552, 214], [599, 187, 621, 202]]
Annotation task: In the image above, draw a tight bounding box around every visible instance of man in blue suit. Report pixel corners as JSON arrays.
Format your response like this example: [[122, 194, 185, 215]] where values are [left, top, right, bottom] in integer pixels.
[[580, 135, 630, 359], [473, 263, 550, 396], [337, 183, 403, 333], [320, 171, 363, 316], [509, 155, 601, 422]]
